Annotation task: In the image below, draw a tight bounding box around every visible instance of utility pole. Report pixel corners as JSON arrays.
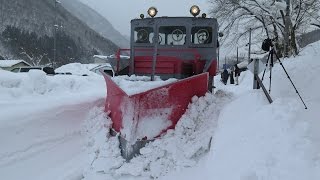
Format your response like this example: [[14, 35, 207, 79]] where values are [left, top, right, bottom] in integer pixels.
[[53, 0, 60, 68], [236, 47, 239, 64], [248, 28, 252, 63], [217, 45, 219, 71], [217, 32, 223, 72], [284, 0, 291, 57]]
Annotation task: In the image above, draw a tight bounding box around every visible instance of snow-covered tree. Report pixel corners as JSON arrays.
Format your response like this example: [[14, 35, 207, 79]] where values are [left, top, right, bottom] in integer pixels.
[[20, 48, 47, 66], [209, 0, 320, 56]]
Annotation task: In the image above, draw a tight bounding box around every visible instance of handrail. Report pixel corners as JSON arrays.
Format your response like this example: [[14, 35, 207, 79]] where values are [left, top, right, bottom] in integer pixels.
[[116, 48, 201, 61], [115, 48, 202, 75]]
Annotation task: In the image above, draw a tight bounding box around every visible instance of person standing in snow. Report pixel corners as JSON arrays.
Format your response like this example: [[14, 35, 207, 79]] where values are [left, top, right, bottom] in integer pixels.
[[234, 64, 240, 85], [222, 69, 229, 85], [230, 67, 234, 84]]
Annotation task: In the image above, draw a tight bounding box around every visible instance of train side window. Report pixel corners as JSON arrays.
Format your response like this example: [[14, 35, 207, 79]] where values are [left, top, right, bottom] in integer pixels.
[[191, 27, 213, 44], [158, 33, 166, 45], [159, 26, 186, 45], [134, 27, 154, 44]]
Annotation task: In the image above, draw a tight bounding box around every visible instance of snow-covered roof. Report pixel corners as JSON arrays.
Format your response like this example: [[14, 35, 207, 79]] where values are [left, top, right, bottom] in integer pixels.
[[237, 60, 249, 69], [93, 55, 109, 59], [109, 54, 130, 59], [93, 54, 130, 59], [0, 60, 31, 68]]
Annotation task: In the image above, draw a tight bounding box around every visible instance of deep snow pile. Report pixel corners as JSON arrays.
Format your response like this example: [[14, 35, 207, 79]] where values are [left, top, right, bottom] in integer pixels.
[[0, 68, 106, 180], [55, 63, 99, 76], [0, 69, 105, 100], [0, 69, 105, 127], [82, 91, 233, 180], [162, 42, 320, 180]]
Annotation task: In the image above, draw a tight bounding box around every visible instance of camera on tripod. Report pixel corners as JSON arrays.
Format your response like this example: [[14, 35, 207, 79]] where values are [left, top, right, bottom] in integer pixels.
[[261, 38, 276, 51]]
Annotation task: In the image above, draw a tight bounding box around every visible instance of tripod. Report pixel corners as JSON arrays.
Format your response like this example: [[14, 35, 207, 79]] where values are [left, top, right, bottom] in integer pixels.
[[261, 46, 275, 94], [261, 42, 308, 109]]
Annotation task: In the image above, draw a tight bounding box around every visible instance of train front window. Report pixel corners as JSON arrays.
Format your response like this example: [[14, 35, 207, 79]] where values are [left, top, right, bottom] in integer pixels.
[[159, 26, 186, 45], [191, 27, 213, 45], [134, 27, 154, 44]]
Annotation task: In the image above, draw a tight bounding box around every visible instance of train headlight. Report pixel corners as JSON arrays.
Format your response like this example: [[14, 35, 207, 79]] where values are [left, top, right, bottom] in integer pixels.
[[148, 7, 158, 18], [190, 5, 200, 17]]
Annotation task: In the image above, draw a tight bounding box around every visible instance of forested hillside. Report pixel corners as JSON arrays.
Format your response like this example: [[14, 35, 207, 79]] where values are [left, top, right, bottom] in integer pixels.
[[61, 0, 129, 48], [0, 0, 118, 67]]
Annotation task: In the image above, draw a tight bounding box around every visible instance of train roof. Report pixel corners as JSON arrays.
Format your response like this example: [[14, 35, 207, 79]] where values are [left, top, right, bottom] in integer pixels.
[[131, 16, 218, 26]]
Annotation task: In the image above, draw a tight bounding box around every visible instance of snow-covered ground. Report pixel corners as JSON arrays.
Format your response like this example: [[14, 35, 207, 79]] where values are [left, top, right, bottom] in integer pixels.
[[55, 63, 100, 76], [0, 41, 319, 180], [0, 70, 105, 180]]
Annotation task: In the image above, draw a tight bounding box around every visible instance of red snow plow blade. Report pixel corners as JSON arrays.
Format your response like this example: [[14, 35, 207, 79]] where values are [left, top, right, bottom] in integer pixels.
[[102, 72, 208, 141]]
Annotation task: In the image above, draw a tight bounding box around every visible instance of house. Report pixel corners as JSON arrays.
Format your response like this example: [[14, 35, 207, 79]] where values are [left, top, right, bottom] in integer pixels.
[[0, 60, 31, 71]]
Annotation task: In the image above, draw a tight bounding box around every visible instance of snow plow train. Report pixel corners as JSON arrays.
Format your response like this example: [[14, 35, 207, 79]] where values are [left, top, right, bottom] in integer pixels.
[[102, 6, 219, 160]]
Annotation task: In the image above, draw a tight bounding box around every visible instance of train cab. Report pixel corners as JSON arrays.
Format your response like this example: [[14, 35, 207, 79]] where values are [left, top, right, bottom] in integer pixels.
[[130, 14, 218, 83]]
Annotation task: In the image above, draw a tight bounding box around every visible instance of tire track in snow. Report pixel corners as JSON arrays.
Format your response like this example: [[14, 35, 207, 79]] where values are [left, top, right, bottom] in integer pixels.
[[0, 131, 81, 167], [0, 98, 105, 179]]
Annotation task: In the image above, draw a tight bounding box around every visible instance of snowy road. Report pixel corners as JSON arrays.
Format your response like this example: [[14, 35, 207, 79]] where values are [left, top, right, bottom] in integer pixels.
[[0, 68, 106, 180], [0, 98, 105, 180]]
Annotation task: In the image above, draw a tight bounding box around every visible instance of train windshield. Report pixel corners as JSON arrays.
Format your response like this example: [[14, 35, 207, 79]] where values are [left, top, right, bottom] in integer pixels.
[[134, 27, 154, 44], [191, 27, 213, 44], [133, 25, 214, 46], [159, 26, 186, 45]]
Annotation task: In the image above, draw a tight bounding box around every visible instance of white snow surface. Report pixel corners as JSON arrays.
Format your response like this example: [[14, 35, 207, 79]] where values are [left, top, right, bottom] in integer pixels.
[[0, 41, 320, 180], [55, 63, 99, 76], [112, 75, 177, 96]]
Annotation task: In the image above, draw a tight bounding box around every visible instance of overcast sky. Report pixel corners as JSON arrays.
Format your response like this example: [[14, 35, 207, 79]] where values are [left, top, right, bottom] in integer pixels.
[[80, 0, 211, 36]]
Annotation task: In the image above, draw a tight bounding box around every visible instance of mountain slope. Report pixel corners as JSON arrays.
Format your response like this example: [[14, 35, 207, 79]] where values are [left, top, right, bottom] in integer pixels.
[[61, 0, 129, 48], [0, 0, 118, 66]]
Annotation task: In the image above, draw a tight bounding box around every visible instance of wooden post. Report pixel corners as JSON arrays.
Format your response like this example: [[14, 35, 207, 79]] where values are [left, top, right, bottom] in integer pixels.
[[253, 59, 259, 89]]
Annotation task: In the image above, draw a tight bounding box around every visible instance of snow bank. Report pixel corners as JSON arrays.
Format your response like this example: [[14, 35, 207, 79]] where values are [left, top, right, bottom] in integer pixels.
[[55, 63, 99, 76], [163, 41, 320, 180], [83, 41, 320, 180], [0, 69, 105, 100]]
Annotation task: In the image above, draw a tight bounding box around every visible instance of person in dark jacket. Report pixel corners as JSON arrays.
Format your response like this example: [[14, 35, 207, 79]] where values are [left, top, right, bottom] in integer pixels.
[[222, 69, 229, 85], [234, 64, 241, 85], [230, 68, 234, 84]]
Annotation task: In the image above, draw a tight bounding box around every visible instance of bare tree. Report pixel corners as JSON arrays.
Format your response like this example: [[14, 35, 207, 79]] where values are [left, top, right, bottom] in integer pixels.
[[209, 0, 320, 56], [20, 47, 46, 66]]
